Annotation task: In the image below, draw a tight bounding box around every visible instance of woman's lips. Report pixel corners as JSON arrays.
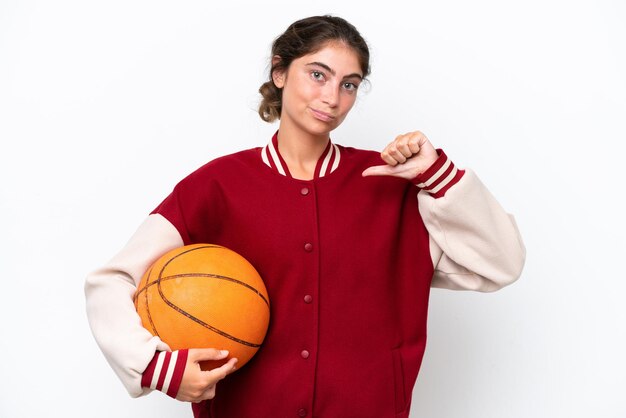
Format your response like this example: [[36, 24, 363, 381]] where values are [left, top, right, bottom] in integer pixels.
[[310, 108, 335, 122]]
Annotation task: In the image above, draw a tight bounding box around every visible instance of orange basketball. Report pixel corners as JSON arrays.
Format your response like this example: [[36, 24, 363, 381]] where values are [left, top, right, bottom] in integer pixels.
[[134, 244, 270, 371]]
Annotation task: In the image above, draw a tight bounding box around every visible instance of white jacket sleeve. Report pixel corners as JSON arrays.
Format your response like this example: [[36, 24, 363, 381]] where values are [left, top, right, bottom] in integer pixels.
[[414, 152, 526, 292], [84, 214, 184, 396]]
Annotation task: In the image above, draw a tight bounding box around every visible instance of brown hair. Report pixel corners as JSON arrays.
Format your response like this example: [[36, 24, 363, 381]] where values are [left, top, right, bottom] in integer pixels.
[[258, 15, 370, 123]]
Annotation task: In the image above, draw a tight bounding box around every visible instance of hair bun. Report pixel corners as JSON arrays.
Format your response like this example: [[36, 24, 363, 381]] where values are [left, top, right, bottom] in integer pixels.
[[258, 81, 282, 123]]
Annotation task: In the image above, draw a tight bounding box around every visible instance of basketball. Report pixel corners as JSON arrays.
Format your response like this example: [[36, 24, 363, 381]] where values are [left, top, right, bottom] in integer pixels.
[[134, 244, 270, 371]]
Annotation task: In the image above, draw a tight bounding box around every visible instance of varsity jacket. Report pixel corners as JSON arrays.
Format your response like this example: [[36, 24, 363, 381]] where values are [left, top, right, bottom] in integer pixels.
[[85, 133, 525, 418]]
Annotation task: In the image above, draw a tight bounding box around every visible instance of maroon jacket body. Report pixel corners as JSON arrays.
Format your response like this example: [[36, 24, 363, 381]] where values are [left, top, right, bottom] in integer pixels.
[[153, 144, 432, 417]]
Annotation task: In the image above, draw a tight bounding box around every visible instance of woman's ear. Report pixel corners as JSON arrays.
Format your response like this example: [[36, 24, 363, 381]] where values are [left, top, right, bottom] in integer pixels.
[[272, 55, 285, 88]]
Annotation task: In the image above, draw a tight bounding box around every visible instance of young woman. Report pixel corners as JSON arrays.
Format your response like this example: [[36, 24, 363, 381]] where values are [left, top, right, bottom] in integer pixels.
[[85, 15, 525, 418]]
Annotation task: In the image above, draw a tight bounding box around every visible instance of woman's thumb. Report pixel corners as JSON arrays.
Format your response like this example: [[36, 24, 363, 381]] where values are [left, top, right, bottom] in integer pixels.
[[362, 165, 393, 177]]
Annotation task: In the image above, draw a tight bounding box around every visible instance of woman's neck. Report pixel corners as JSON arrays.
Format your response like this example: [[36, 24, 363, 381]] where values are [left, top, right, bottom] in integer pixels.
[[277, 125, 329, 180]]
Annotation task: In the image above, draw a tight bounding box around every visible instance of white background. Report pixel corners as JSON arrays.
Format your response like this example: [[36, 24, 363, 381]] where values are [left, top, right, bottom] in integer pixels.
[[1, 1, 625, 417]]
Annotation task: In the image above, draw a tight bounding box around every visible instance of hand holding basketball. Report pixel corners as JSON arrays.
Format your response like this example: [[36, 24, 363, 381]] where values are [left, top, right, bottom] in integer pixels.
[[361, 131, 439, 180], [176, 348, 238, 402]]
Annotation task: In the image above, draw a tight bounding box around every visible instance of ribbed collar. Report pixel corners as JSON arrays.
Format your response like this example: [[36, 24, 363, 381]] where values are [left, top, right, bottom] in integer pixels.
[[261, 131, 341, 179]]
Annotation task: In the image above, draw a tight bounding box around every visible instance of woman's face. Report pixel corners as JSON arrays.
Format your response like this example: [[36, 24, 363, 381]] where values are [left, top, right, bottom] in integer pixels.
[[273, 41, 364, 138]]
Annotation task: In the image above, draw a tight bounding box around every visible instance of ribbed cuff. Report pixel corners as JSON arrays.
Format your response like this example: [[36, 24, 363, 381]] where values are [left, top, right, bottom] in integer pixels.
[[411, 149, 464, 198], [141, 350, 189, 398]]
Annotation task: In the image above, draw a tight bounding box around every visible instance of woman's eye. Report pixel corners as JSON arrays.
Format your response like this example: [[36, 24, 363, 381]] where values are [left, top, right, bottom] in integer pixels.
[[343, 82, 359, 92], [311, 71, 324, 81]]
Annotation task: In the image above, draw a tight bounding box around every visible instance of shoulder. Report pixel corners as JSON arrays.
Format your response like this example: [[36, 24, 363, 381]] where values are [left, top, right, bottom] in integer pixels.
[[180, 147, 262, 184], [197, 147, 261, 172]]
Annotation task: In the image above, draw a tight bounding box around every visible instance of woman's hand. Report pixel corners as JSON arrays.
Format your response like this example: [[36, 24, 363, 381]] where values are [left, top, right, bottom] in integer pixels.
[[176, 348, 238, 403], [362, 131, 439, 180]]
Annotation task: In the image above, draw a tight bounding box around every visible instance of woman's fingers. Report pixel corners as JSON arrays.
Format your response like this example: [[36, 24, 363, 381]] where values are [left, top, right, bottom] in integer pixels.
[[381, 132, 427, 165], [206, 357, 239, 382], [189, 348, 230, 363], [177, 350, 238, 402], [362, 131, 438, 180], [195, 358, 238, 401]]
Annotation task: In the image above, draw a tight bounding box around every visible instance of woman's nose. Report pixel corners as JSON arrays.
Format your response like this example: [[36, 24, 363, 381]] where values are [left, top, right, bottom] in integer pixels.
[[321, 83, 339, 108]]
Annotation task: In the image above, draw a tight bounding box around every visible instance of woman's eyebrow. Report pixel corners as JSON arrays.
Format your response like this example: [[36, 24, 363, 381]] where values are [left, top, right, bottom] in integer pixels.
[[306, 61, 363, 80]]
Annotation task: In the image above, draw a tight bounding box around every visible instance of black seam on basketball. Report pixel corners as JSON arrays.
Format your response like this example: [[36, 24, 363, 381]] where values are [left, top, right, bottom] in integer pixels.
[[155, 245, 264, 348], [141, 273, 270, 307], [156, 281, 262, 348], [145, 284, 160, 337], [133, 266, 149, 304], [133, 266, 161, 338]]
